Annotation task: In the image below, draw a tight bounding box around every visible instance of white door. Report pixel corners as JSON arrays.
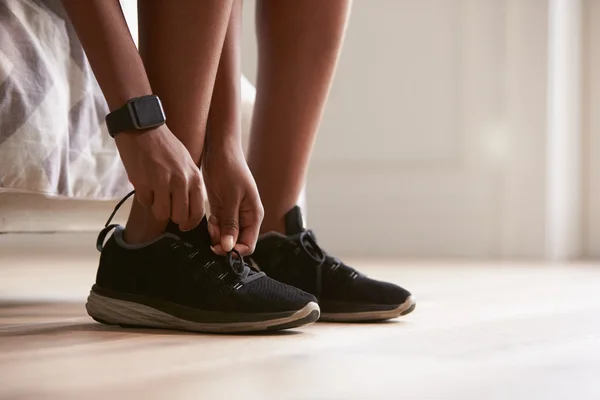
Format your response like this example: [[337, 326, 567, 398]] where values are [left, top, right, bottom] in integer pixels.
[[291, 0, 550, 258]]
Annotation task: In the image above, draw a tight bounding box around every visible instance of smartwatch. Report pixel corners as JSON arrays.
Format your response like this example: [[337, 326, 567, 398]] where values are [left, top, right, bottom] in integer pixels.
[[105, 94, 166, 137]]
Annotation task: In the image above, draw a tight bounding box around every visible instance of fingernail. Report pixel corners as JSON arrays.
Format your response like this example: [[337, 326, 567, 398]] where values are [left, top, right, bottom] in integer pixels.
[[222, 235, 234, 252], [209, 215, 217, 225]]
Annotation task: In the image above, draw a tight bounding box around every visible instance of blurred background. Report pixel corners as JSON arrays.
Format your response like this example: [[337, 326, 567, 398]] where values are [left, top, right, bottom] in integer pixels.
[[240, 0, 597, 261], [2, 1, 600, 398], [0, 0, 598, 262]]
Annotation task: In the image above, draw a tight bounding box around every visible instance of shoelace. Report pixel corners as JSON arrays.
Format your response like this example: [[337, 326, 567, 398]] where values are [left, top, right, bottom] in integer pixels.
[[171, 241, 260, 287], [295, 230, 359, 299], [97, 190, 263, 287]]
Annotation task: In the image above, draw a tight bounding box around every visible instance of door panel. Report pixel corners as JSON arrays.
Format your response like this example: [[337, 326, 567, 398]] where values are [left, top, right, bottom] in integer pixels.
[[304, 0, 549, 257]]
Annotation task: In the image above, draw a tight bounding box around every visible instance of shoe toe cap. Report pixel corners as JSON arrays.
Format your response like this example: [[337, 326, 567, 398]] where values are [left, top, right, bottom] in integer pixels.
[[240, 276, 317, 313], [335, 277, 412, 306]]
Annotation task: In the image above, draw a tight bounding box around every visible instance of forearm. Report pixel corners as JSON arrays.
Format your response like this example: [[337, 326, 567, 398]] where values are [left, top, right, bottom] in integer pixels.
[[206, 0, 242, 151], [62, 0, 152, 110]]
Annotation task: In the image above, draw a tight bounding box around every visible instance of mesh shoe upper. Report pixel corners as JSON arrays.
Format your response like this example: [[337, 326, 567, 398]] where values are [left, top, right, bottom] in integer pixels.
[[96, 220, 316, 314], [250, 206, 412, 308]]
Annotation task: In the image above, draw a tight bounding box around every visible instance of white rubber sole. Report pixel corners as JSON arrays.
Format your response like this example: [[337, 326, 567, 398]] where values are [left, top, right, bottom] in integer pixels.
[[319, 296, 416, 322], [86, 291, 320, 333]]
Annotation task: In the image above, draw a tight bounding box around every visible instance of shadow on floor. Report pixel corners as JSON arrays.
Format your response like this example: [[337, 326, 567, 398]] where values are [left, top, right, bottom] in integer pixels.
[[0, 300, 303, 338]]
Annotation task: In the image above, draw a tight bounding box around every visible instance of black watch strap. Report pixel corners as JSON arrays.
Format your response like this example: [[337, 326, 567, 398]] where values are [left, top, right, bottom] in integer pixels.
[[105, 105, 133, 138], [105, 94, 166, 138]]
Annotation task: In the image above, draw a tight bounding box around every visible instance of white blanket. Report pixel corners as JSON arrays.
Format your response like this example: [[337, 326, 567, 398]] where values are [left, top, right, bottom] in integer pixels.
[[0, 0, 132, 199], [0, 0, 257, 201]]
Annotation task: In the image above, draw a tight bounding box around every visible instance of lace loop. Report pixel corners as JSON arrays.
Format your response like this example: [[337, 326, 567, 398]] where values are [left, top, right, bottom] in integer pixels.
[[225, 249, 247, 276], [104, 190, 135, 228], [298, 230, 326, 263], [294, 230, 358, 299]]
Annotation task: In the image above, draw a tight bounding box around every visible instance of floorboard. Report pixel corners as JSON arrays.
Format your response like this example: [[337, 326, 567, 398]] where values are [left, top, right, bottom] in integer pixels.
[[1, 234, 599, 399]]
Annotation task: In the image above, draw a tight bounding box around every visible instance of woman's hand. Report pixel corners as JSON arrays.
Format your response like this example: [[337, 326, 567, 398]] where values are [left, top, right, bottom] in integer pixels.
[[115, 125, 205, 231], [202, 141, 263, 255]]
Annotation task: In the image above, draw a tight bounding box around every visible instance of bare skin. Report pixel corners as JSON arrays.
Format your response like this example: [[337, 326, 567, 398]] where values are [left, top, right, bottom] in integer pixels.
[[62, 0, 263, 253], [63, 0, 349, 251], [206, 0, 351, 237], [247, 0, 351, 234], [62, 0, 207, 243], [205, 0, 263, 255]]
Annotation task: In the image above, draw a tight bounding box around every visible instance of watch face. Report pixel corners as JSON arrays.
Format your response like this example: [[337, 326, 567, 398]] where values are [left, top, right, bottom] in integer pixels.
[[129, 96, 166, 129]]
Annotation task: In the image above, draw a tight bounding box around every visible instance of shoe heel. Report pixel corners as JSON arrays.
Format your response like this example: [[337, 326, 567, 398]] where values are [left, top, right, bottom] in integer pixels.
[[86, 290, 146, 327], [86, 290, 174, 329], [86, 290, 121, 325]]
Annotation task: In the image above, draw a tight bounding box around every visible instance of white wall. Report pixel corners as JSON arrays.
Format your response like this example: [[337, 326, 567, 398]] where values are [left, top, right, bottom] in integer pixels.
[[2, 0, 595, 259], [242, 0, 551, 258]]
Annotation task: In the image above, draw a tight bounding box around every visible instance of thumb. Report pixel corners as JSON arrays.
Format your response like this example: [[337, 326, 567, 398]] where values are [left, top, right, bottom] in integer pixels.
[[220, 203, 240, 252]]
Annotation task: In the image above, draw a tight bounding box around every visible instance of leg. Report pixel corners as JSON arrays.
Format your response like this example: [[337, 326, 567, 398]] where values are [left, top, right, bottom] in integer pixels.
[[247, 0, 351, 234], [124, 0, 233, 243], [69, 0, 319, 334], [248, 1, 415, 321]]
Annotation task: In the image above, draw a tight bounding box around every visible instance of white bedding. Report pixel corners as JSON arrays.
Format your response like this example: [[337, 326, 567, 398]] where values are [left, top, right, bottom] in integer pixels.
[[0, 0, 132, 199], [0, 0, 257, 201]]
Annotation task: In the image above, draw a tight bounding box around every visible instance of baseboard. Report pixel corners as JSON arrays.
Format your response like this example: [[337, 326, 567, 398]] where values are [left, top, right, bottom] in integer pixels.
[[0, 193, 128, 232], [0, 190, 307, 233]]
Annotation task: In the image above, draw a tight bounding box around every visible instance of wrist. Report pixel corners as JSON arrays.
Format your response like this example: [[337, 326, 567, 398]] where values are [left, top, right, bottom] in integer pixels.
[[106, 94, 166, 138], [114, 126, 167, 148], [205, 126, 243, 152]]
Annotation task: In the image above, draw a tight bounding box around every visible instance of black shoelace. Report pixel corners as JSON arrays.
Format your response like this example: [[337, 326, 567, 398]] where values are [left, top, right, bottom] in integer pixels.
[[295, 230, 359, 299], [97, 190, 263, 287], [171, 241, 262, 287]]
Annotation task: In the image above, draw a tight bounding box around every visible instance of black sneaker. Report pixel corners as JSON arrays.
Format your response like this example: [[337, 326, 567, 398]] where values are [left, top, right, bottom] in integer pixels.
[[250, 206, 415, 322], [86, 192, 320, 333]]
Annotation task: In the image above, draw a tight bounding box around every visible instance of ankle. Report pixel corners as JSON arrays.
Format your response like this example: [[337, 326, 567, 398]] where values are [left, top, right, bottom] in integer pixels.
[[124, 200, 168, 244], [259, 216, 286, 235], [123, 222, 165, 244]]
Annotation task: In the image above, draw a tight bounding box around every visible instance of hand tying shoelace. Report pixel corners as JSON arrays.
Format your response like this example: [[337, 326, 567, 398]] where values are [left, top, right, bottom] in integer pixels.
[[178, 243, 262, 286], [96, 190, 263, 287]]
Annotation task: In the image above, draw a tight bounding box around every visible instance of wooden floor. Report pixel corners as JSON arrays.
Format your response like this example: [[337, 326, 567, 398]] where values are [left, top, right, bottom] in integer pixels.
[[1, 233, 600, 400]]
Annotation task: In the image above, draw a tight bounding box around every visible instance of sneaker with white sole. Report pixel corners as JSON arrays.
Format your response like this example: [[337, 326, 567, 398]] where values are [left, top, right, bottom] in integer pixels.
[[250, 206, 415, 322], [86, 192, 320, 333]]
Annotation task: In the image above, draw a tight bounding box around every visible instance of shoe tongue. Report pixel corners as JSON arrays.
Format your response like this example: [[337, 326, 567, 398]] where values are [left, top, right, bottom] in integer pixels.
[[284, 206, 305, 235]]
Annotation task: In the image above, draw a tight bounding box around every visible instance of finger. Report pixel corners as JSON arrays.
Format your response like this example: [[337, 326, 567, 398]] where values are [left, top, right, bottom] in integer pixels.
[[136, 189, 154, 208], [182, 174, 204, 231], [234, 205, 263, 256], [220, 203, 240, 252], [151, 189, 171, 222], [211, 244, 227, 256], [170, 185, 189, 227], [208, 214, 220, 245], [233, 243, 253, 256]]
